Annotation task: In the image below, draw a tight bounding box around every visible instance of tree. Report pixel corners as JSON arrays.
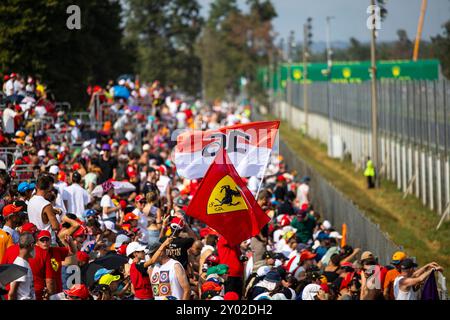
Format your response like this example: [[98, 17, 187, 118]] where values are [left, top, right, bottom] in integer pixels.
[[124, 0, 203, 96], [431, 21, 450, 79], [0, 0, 132, 107]]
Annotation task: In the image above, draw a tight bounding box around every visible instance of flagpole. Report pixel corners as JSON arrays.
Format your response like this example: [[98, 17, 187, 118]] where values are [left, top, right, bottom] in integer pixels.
[[254, 150, 272, 200]]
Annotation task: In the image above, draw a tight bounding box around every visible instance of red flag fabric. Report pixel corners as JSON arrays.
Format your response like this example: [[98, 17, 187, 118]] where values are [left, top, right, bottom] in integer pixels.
[[186, 148, 270, 247]]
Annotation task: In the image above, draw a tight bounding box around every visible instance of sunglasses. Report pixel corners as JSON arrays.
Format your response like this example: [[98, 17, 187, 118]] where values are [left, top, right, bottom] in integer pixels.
[[39, 237, 50, 242]]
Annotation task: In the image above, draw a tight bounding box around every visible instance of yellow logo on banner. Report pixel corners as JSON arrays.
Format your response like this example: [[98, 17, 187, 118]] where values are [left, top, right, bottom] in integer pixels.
[[293, 70, 302, 80], [392, 66, 401, 77], [207, 175, 248, 214], [342, 68, 352, 79], [51, 258, 59, 272]]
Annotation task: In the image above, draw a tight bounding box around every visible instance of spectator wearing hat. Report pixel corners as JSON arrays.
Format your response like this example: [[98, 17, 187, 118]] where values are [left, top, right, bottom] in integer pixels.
[[100, 181, 120, 223], [393, 259, 443, 300], [17, 182, 35, 202], [383, 251, 407, 300], [62, 284, 90, 300], [48, 165, 70, 214], [9, 233, 36, 300], [291, 209, 316, 245], [65, 171, 91, 219], [217, 236, 244, 298], [2, 101, 22, 136], [249, 271, 282, 300], [127, 241, 153, 300], [2, 204, 22, 244], [93, 143, 117, 184]]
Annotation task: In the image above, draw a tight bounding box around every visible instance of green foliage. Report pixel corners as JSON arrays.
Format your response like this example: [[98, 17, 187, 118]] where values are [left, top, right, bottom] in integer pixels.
[[197, 0, 277, 102], [124, 0, 203, 96], [431, 21, 450, 79], [0, 0, 132, 108]]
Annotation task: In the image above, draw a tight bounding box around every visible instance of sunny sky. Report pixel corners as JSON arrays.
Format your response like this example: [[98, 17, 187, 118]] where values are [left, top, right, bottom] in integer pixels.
[[198, 0, 450, 43]]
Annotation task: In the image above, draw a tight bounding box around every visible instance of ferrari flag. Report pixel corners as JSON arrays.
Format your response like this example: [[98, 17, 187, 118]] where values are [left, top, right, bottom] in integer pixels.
[[174, 120, 280, 179], [185, 148, 270, 247]]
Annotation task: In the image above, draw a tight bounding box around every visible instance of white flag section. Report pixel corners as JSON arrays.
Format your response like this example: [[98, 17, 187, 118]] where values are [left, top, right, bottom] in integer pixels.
[[174, 121, 280, 179]]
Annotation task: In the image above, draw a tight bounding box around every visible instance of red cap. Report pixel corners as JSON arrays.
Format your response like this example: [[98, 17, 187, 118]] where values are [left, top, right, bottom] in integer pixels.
[[21, 223, 37, 234], [277, 175, 286, 182], [279, 214, 291, 227], [158, 165, 166, 175], [76, 251, 90, 264], [224, 292, 240, 300], [135, 194, 145, 202], [2, 204, 23, 217], [117, 244, 128, 256], [10, 73, 16, 78], [301, 203, 309, 211], [37, 230, 51, 240], [119, 199, 127, 210], [72, 163, 81, 171], [3, 75, 9, 81], [123, 213, 138, 223], [300, 250, 317, 262], [170, 217, 185, 229], [14, 159, 23, 166], [64, 284, 90, 300], [126, 166, 137, 178]]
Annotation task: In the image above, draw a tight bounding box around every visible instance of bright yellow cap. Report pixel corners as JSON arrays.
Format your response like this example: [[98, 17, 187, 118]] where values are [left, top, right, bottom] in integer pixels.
[[392, 251, 407, 263], [99, 274, 121, 286], [15, 131, 26, 138], [69, 120, 76, 127]]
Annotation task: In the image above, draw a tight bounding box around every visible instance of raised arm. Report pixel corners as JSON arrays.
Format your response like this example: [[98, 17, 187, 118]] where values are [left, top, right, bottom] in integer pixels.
[[174, 263, 191, 300]]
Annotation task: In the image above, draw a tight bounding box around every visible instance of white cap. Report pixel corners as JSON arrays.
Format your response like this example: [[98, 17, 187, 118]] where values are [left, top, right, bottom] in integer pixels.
[[49, 165, 59, 175], [82, 141, 91, 148], [103, 221, 118, 234], [142, 144, 150, 151], [257, 266, 271, 277], [329, 231, 343, 239], [114, 234, 131, 248], [126, 241, 147, 257], [322, 220, 332, 230], [210, 296, 224, 300], [38, 149, 46, 157], [125, 109, 131, 115], [118, 79, 126, 86], [125, 131, 134, 141]]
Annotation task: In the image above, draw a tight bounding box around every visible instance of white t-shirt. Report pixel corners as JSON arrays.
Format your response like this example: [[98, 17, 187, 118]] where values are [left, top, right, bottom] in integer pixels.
[[101, 194, 116, 220], [2, 108, 17, 134], [54, 181, 70, 213], [393, 276, 418, 300], [66, 183, 91, 218], [4, 79, 14, 96], [28, 195, 51, 232], [13, 256, 35, 300], [297, 183, 310, 206]]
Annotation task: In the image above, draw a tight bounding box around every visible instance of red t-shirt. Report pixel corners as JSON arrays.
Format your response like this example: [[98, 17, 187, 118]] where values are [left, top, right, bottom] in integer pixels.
[[130, 262, 153, 299], [29, 246, 54, 300], [217, 237, 243, 278], [48, 247, 70, 293]]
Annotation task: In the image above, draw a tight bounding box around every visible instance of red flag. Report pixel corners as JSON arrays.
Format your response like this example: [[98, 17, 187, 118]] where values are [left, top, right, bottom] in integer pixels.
[[186, 148, 270, 247]]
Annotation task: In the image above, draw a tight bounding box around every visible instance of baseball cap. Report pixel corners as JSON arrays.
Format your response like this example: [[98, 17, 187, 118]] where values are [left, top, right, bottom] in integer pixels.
[[170, 217, 185, 230], [142, 144, 150, 151], [64, 284, 90, 300], [123, 212, 138, 223], [262, 251, 275, 260], [83, 209, 97, 219], [264, 271, 282, 283], [76, 251, 90, 264], [400, 258, 418, 270], [101, 143, 111, 151], [103, 220, 118, 233], [300, 250, 317, 262], [391, 251, 407, 265], [99, 274, 121, 286], [135, 194, 145, 202], [207, 264, 229, 276], [256, 266, 271, 277], [49, 165, 59, 175], [2, 204, 23, 218], [21, 223, 37, 234], [322, 220, 332, 230], [126, 241, 147, 257], [224, 292, 239, 300], [114, 234, 131, 249], [17, 182, 35, 193], [37, 230, 51, 240], [147, 241, 161, 255], [340, 261, 355, 271], [329, 231, 343, 239], [361, 251, 375, 261], [94, 268, 113, 281]]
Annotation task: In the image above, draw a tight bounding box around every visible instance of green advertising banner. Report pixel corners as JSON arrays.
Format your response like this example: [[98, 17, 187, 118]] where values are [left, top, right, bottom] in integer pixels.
[[258, 59, 441, 90]]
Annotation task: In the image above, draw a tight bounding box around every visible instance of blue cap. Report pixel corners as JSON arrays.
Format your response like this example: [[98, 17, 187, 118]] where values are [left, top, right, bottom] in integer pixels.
[[83, 209, 96, 218], [317, 232, 331, 241], [18, 182, 35, 193], [94, 268, 113, 281]]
